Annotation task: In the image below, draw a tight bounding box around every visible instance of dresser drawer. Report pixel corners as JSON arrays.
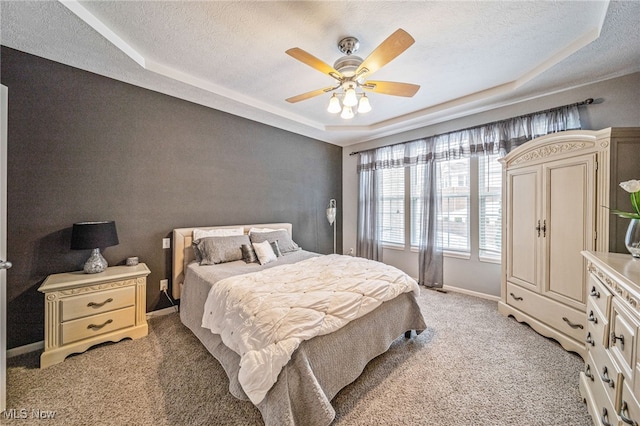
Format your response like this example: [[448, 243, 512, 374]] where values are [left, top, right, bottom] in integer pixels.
[[587, 273, 612, 322], [61, 306, 135, 345], [590, 351, 622, 426], [620, 382, 640, 426], [587, 298, 609, 349], [610, 298, 638, 382], [506, 282, 586, 342], [591, 343, 624, 412], [61, 285, 135, 322], [583, 351, 598, 394]]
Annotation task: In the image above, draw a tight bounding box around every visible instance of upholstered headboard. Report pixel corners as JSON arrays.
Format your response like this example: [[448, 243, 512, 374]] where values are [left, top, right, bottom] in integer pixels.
[[171, 223, 293, 299]]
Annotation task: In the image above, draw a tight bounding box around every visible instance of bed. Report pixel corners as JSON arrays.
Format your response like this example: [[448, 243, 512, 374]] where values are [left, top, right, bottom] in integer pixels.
[[173, 223, 426, 425]]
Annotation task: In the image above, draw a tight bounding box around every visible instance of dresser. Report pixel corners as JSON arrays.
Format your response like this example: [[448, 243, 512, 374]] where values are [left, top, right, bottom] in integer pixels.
[[580, 251, 640, 426], [499, 128, 640, 359], [38, 263, 150, 368]]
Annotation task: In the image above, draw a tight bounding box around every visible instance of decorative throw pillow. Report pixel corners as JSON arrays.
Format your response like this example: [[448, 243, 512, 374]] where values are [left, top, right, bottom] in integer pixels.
[[252, 240, 277, 265], [194, 235, 250, 265], [241, 244, 258, 263], [249, 229, 300, 253], [270, 241, 282, 257]]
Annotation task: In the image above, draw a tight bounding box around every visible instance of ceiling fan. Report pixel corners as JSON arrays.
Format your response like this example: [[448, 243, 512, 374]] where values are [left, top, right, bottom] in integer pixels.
[[285, 29, 420, 110]]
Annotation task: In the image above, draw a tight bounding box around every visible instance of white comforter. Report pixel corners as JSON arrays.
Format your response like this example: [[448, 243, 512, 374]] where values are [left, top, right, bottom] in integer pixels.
[[201, 254, 420, 404]]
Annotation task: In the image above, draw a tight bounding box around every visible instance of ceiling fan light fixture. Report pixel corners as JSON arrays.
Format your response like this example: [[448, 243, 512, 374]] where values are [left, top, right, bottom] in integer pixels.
[[357, 94, 372, 113], [340, 105, 354, 119], [327, 94, 341, 113], [343, 87, 358, 107]]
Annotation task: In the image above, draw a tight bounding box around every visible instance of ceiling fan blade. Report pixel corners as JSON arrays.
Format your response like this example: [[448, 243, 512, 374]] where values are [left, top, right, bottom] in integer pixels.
[[286, 86, 337, 103], [286, 48, 343, 81], [355, 29, 415, 79], [361, 81, 420, 97]]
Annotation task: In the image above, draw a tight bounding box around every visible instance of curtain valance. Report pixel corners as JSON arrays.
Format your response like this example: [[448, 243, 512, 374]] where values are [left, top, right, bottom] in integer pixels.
[[357, 104, 581, 172]]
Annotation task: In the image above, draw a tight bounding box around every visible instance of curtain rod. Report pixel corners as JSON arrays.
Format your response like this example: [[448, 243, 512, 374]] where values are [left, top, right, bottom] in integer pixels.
[[348, 98, 594, 156]]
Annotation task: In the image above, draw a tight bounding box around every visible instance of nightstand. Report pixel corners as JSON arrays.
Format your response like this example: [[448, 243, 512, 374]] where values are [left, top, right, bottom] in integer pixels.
[[38, 263, 150, 368]]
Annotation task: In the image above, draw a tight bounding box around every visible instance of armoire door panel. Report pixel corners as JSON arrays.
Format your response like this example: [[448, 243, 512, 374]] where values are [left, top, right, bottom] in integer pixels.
[[543, 154, 595, 309], [506, 167, 539, 290]]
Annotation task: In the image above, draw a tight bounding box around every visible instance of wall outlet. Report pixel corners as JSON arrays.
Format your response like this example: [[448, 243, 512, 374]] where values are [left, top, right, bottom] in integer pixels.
[[162, 238, 171, 249], [160, 279, 168, 291]]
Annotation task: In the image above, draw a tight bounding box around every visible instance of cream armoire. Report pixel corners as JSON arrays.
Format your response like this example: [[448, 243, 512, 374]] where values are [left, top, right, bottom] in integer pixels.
[[499, 128, 640, 359]]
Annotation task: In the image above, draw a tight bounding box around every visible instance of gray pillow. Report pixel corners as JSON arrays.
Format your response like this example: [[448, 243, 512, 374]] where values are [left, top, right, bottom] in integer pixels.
[[191, 242, 203, 263], [249, 230, 300, 253], [194, 235, 251, 265]]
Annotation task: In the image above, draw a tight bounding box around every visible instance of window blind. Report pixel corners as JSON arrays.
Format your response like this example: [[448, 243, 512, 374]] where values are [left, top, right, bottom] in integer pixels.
[[479, 154, 502, 257], [379, 167, 405, 245], [438, 158, 470, 252]]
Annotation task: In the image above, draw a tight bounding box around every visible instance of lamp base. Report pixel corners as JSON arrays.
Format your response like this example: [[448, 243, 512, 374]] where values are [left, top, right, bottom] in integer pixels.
[[84, 248, 108, 274]]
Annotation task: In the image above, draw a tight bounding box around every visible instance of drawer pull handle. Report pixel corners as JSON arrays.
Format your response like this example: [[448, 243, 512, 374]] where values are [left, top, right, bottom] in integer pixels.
[[601, 407, 613, 426], [587, 311, 598, 324], [611, 331, 625, 349], [601, 367, 615, 389], [87, 319, 113, 330], [87, 298, 113, 308], [620, 401, 637, 425], [562, 317, 583, 329], [509, 292, 523, 301], [585, 332, 595, 347], [590, 286, 600, 298], [585, 364, 594, 381]]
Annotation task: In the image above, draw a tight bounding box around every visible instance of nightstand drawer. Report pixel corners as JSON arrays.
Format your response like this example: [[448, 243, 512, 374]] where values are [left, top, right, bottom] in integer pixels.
[[61, 285, 135, 322], [61, 306, 135, 345]]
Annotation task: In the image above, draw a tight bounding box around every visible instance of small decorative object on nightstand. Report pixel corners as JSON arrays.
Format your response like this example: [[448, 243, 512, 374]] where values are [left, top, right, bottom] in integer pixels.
[[37, 263, 150, 368], [70, 221, 119, 273]]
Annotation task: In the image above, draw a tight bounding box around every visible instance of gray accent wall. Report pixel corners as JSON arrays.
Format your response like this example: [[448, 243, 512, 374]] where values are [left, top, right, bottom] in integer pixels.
[[1, 47, 342, 349]]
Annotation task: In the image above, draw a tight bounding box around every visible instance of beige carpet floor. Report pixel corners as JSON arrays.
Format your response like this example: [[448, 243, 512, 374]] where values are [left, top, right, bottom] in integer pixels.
[[4, 290, 593, 425]]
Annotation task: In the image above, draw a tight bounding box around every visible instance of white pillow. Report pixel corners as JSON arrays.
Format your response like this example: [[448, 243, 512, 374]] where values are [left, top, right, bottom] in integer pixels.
[[252, 240, 277, 265], [193, 227, 244, 240], [248, 227, 286, 235]]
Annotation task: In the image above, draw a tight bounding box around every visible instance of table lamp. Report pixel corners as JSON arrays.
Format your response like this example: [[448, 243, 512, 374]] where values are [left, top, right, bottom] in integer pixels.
[[70, 221, 119, 273]]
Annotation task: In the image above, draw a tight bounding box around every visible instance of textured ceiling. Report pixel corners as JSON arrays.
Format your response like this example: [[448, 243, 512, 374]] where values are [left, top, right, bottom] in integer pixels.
[[2, 1, 639, 146]]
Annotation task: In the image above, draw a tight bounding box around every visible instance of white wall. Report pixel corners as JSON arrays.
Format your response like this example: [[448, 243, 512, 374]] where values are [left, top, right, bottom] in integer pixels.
[[342, 72, 640, 298]]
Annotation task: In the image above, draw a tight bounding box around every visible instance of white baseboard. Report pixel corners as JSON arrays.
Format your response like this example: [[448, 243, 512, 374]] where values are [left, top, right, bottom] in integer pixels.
[[7, 341, 44, 358], [442, 284, 501, 302], [7, 307, 179, 358]]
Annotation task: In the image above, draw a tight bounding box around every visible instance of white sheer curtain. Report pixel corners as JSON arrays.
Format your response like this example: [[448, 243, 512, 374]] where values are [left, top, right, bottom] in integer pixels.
[[356, 103, 581, 287]]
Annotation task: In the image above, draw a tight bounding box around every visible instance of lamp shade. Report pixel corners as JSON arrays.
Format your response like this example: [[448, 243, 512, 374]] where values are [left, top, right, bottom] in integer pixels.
[[327, 94, 341, 114], [357, 94, 372, 113], [71, 221, 119, 250]]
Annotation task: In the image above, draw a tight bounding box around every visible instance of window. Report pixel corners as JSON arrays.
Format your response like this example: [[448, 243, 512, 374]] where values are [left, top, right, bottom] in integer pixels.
[[438, 158, 470, 252], [479, 154, 502, 258], [379, 155, 501, 259], [379, 167, 404, 245]]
